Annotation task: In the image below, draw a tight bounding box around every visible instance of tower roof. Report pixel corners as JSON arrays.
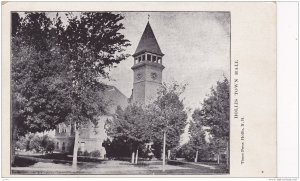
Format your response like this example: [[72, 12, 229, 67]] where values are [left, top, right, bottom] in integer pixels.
[[133, 22, 164, 57]]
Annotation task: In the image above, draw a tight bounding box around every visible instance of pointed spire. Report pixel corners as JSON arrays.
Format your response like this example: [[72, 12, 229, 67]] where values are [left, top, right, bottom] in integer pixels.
[[133, 22, 164, 57]]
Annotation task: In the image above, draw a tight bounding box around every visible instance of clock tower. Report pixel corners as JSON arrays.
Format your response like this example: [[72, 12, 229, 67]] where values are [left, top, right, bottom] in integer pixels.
[[132, 21, 164, 105]]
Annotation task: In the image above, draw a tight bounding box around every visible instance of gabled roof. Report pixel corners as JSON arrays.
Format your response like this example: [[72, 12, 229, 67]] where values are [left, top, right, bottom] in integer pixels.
[[102, 85, 129, 114], [133, 22, 164, 57]]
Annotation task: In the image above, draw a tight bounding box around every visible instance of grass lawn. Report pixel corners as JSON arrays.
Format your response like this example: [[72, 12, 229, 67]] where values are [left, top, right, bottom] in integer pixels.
[[12, 154, 229, 175]]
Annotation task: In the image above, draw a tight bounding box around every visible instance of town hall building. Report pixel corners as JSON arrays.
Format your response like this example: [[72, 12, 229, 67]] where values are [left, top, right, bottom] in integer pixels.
[[54, 21, 165, 158]]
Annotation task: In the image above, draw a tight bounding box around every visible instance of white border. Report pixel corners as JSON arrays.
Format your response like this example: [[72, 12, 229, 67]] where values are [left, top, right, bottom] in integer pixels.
[[277, 1, 299, 178]]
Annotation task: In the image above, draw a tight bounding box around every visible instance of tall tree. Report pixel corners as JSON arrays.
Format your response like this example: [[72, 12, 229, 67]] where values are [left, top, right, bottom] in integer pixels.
[[11, 12, 68, 164], [59, 12, 130, 169], [186, 110, 210, 161], [146, 82, 188, 171], [196, 77, 230, 164]]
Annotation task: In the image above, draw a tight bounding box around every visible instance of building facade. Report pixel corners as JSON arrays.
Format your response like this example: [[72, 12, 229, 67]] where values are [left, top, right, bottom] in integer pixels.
[[54, 85, 129, 158]]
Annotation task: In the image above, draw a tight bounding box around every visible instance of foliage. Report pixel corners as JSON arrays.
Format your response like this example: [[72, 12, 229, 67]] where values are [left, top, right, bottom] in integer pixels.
[[102, 138, 134, 158], [77, 150, 102, 157], [16, 133, 55, 153], [56, 12, 131, 128], [146, 82, 188, 158], [105, 105, 148, 157], [176, 143, 196, 161], [90, 150, 101, 157], [200, 77, 230, 140], [188, 77, 230, 161], [11, 13, 68, 138]]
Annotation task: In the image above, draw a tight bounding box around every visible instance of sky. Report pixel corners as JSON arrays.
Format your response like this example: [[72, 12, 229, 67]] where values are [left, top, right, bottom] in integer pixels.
[[29, 12, 230, 142]]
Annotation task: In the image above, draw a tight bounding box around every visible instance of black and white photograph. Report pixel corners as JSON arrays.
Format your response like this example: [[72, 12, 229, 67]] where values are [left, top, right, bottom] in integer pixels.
[[10, 11, 230, 175]]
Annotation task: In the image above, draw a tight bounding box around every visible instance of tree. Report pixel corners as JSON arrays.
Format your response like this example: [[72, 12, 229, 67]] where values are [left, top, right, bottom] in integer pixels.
[[105, 105, 148, 163], [11, 12, 69, 164], [56, 12, 130, 169], [11, 12, 131, 169], [187, 116, 210, 162], [146, 82, 188, 171], [195, 77, 230, 164], [165, 109, 210, 162]]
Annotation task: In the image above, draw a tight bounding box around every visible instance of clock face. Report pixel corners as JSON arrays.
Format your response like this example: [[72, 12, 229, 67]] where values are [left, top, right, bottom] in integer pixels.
[[151, 72, 157, 80], [137, 73, 143, 80]]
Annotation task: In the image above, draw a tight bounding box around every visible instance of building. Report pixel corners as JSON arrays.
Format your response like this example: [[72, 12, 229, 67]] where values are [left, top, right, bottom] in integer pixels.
[[54, 21, 164, 158], [54, 85, 129, 158], [132, 22, 164, 105]]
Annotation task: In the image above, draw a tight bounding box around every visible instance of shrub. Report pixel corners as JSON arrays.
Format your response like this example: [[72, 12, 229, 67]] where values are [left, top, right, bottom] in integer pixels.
[[83, 150, 90, 156], [77, 150, 83, 156], [16, 133, 55, 153], [91, 150, 101, 157]]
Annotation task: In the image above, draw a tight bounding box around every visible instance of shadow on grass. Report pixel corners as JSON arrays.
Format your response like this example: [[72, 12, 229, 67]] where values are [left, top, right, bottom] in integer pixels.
[[13, 153, 106, 168], [167, 160, 229, 174], [167, 160, 185, 165], [12, 156, 37, 167]]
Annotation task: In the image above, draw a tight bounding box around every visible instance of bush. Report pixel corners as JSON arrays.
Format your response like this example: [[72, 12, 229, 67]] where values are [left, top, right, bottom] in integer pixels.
[[77, 150, 101, 157], [16, 133, 55, 153], [90, 150, 101, 157], [77, 150, 83, 156], [83, 150, 89, 156]]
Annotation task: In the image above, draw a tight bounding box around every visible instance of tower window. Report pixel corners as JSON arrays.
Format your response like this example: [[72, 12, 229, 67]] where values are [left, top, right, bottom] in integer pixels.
[[138, 57, 141, 63], [147, 54, 151, 61], [152, 56, 157, 62]]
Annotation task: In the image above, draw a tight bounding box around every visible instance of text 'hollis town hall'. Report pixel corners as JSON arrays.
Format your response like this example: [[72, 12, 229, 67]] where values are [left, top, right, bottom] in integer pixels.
[[54, 21, 165, 158]]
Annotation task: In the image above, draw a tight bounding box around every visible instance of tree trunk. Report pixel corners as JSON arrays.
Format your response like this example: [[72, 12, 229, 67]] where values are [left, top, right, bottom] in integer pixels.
[[162, 130, 166, 172], [167, 150, 170, 160], [194, 150, 198, 163], [72, 124, 79, 171], [11, 126, 18, 166], [131, 152, 135, 164], [135, 149, 139, 164], [217, 152, 220, 164]]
